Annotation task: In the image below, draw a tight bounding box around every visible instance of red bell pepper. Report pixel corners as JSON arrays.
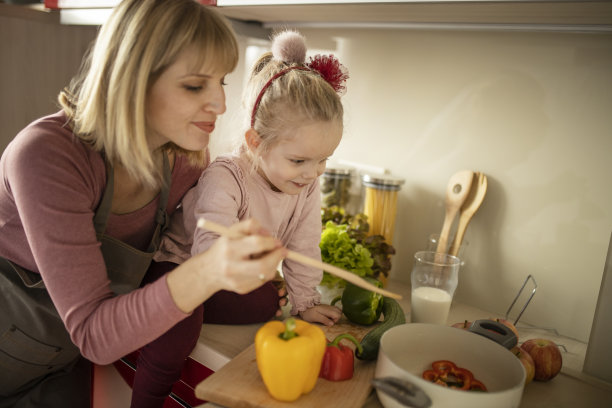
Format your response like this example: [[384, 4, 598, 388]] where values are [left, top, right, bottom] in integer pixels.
[[319, 333, 363, 381], [431, 360, 457, 373], [423, 360, 481, 391], [422, 369, 438, 383], [469, 379, 488, 391]]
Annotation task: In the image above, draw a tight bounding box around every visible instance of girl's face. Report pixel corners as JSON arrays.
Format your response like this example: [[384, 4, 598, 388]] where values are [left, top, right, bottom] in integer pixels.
[[257, 120, 342, 195], [146, 47, 228, 151]]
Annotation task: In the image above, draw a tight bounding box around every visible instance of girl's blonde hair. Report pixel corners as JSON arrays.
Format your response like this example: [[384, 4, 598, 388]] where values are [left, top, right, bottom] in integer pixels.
[[243, 40, 344, 158], [59, 0, 239, 188]]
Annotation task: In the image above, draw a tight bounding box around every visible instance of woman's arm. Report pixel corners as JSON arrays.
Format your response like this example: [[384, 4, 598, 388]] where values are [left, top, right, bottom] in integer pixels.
[[3, 119, 285, 364]]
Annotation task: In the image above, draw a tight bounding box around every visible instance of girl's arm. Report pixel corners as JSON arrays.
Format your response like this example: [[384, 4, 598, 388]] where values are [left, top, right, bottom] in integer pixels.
[[282, 180, 327, 313], [187, 160, 246, 256]]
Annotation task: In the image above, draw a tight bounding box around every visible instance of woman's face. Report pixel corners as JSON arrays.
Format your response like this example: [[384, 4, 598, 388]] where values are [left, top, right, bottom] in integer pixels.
[[258, 120, 343, 195], [146, 47, 228, 151]]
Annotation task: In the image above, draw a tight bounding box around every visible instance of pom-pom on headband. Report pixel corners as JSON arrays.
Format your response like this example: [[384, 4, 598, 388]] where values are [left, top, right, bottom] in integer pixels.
[[271, 30, 307, 64], [250, 31, 349, 128]]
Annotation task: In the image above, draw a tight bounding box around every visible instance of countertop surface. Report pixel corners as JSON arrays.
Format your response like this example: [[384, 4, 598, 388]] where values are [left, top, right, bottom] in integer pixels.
[[192, 280, 612, 408]]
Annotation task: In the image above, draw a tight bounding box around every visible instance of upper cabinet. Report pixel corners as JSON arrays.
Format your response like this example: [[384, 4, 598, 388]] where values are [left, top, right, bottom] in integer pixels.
[[213, 0, 612, 29], [39, 0, 612, 31]]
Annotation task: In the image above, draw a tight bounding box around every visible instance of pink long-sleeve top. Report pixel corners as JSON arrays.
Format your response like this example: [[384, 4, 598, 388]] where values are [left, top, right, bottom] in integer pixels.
[[0, 112, 204, 364], [155, 150, 322, 314]]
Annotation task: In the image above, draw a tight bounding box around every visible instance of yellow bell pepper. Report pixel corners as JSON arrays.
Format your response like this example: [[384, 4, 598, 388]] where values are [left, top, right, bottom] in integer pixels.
[[255, 317, 326, 402]]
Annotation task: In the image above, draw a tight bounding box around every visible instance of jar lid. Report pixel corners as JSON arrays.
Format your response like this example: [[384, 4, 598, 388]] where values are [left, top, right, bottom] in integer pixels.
[[361, 173, 405, 190], [323, 166, 353, 177]]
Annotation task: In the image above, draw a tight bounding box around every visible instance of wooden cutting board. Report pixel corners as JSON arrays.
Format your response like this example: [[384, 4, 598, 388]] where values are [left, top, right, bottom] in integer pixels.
[[195, 319, 378, 408]]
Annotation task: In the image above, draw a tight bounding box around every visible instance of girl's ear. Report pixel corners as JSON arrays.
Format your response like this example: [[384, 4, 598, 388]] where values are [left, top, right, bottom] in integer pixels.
[[245, 128, 262, 151]]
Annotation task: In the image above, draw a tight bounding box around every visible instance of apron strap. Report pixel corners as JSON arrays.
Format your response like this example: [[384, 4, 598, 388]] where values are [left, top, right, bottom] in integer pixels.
[[92, 156, 114, 235], [93, 153, 172, 243], [148, 154, 171, 252]]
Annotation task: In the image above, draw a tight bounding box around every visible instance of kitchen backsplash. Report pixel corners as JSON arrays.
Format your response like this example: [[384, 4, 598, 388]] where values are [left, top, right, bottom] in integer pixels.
[[212, 27, 612, 344]]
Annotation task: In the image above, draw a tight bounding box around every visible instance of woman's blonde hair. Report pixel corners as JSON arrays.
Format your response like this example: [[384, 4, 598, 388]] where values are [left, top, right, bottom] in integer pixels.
[[59, 0, 238, 188], [243, 46, 344, 158]]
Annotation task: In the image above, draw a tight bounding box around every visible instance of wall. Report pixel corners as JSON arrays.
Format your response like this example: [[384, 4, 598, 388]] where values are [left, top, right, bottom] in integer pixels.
[[263, 27, 610, 343], [0, 4, 98, 151]]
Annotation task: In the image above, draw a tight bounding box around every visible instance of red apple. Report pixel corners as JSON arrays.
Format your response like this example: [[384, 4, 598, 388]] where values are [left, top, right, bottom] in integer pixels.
[[451, 320, 472, 330], [511, 345, 535, 385], [490, 317, 520, 340], [521, 338, 563, 381]]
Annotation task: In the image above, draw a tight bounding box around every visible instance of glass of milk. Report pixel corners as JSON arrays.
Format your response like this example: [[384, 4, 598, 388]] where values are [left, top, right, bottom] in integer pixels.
[[410, 251, 461, 324]]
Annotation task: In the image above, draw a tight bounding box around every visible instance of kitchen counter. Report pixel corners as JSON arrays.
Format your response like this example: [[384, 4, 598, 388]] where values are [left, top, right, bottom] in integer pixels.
[[192, 280, 612, 407]]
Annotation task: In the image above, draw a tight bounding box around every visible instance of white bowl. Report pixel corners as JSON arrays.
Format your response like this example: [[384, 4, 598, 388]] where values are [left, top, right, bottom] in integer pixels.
[[375, 323, 525, 408]]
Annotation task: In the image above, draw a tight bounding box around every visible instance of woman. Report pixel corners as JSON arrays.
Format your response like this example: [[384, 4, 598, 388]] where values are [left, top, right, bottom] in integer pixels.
[[0, 0, 285, 407]]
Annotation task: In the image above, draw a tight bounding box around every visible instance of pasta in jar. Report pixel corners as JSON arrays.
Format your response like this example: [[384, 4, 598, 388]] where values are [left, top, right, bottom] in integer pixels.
[[361, 174, 405, 244]]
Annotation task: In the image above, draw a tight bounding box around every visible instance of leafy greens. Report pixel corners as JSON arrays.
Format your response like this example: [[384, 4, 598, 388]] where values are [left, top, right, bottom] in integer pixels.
[[320, 206, 397, 288]]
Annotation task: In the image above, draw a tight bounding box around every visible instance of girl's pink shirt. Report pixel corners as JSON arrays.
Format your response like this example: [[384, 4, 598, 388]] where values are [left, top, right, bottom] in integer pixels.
[[0, 112, 204, 364], [156, 150, 323, 313]]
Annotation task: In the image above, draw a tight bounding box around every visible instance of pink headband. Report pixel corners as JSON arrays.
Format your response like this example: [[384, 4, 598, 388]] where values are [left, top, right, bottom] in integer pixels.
[[250, 66, 310, 128]]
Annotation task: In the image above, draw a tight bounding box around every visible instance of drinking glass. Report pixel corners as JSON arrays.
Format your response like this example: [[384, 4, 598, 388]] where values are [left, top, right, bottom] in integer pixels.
[[410, 251, 461, 324], [426, 233, 468, 266]]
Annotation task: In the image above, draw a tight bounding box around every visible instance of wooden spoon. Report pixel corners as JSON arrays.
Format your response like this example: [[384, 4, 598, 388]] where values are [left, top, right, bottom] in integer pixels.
[[435, 170, 474, 254], [449, 172, 488, 257], [196, 218, 402, 300]]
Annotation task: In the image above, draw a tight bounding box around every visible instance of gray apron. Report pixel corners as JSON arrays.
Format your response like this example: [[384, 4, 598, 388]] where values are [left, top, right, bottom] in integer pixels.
[[0, 155, 171, 407]]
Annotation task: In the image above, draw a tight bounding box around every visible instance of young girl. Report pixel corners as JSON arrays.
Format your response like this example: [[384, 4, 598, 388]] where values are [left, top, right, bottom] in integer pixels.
[[156, 30, 349, 326]]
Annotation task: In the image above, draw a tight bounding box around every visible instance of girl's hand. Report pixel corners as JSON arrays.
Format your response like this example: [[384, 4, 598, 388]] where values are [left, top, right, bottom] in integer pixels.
[[275, 286, 288, 317], [299, 304, 342, 326], [269, 275, 288, 317]]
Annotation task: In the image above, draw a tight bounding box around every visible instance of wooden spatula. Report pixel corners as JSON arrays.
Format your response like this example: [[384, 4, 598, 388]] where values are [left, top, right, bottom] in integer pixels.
[[436, 170, 474, 254], [449, 172, 488, 257]]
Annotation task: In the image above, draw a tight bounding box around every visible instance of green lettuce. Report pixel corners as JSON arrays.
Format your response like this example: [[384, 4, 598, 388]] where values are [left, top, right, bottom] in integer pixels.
[[319, 221, 374, 288]]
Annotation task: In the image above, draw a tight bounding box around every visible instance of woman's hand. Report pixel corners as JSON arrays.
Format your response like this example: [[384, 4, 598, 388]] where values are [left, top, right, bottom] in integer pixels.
[[167, 219, 287, 313], [207, 219, 286, 291], [299, 304, 342, 327]]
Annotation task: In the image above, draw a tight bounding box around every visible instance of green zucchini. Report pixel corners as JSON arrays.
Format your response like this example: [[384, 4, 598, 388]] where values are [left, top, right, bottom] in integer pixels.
[[355, 297, 406, 360]]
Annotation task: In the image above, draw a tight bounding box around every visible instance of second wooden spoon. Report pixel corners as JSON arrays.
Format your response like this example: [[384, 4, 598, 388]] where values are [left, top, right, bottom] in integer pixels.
[[436, 170, 474, 254], [449, 172, 488, 257]]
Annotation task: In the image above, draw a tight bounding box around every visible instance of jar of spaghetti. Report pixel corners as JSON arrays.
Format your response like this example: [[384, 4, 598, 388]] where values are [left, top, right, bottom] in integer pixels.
[[361, 174, 405, 244]]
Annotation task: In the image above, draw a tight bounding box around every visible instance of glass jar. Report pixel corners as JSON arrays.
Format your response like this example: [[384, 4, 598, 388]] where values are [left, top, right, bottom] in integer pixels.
[[320, 166, 354, 210], [361, 173, 405, 244]]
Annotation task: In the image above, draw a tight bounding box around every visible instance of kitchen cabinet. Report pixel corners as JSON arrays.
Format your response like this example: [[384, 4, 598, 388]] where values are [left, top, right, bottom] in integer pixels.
[[214, 0, 612, 31]]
